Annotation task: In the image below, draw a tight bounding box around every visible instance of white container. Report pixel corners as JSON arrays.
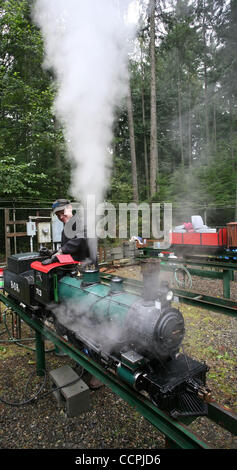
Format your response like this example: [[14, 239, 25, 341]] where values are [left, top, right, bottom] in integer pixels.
[[0, 268, 4, 289], [153, 242, 160, 249]]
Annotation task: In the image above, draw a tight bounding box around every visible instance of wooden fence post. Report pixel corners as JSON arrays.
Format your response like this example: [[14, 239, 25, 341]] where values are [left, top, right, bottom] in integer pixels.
[[4, 209, 11, 261]]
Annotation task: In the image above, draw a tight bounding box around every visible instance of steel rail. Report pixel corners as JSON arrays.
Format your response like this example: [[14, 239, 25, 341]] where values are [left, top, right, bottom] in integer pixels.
[[0, 292, 211, 449], [172, 289, 237, 318], [138, 249, 237, 270], [207, 401, 237, 436], [100, 273, 237, 318]]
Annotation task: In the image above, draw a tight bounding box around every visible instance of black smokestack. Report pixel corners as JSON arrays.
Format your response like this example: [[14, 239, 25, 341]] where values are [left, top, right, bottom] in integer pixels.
[[141, 259, 161, 301]]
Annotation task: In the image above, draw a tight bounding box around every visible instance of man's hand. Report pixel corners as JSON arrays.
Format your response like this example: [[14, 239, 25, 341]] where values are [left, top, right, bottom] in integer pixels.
[[39, 247, 60, 258], [53, 248, 63, 259], [41, 249, 62, 265], [39, 247, 53, 257]]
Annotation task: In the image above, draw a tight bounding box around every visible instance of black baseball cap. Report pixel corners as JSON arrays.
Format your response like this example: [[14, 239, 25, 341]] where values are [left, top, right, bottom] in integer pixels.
[[52, 199, 71, 214]]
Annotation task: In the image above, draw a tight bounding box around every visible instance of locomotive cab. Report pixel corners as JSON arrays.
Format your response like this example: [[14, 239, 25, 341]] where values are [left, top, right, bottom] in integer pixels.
[[31, 259, 78, 306], [3, 252, 79, 309], [3, 252, 43, 306]]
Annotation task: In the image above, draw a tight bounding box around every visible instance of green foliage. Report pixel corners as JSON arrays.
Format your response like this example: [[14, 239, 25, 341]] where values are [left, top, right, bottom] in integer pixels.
[[109, 179, 134, 204], [0, 0, 237, 214], [204, 157, 237, 206], [0, 0, 70, 202], [0, 156, 46, 197]]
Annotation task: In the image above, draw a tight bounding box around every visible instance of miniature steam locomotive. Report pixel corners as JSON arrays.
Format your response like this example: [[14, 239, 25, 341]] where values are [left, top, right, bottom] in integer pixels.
[[2, 252, 211, 419]]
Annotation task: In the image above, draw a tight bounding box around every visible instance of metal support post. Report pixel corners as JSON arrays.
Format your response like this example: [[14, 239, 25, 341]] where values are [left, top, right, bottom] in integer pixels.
[[223, 269, 231, 299], [35, 330, 45, 376]]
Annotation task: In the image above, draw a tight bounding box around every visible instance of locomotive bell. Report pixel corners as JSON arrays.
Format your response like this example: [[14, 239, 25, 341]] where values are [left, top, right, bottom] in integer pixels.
[[141, 259, 161, 300]]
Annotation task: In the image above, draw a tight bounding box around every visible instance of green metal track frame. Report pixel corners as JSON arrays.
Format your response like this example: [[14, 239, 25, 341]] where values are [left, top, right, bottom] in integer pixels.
[[138, 250, 237, 299], [172, 288, 237, 318]]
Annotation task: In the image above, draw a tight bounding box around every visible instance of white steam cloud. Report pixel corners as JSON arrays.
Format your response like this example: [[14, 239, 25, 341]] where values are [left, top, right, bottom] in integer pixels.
[[53, 298, 125, 354], [32, 0, 138, 210]]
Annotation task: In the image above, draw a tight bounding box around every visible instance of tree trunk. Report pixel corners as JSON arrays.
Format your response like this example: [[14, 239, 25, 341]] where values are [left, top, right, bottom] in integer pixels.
[[127, 81, 139, 203], [188, 72, 192, 167], [54, 117, 62, 172], [202, 12, 209, 162], [213, 94, 217, 154], [229, 95, 234, 171], [229, 95, 237, 220], [140, 37, 149, 199], [149, 0, 158, 198], [141, 87, 149, 198], [178, 67, 184, 166]]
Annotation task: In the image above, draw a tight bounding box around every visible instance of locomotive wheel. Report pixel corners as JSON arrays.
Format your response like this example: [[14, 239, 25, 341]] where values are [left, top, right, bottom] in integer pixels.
[[149, 392, 160, 407], [53, 318, 68, 337], [67, 330, 84, 350]]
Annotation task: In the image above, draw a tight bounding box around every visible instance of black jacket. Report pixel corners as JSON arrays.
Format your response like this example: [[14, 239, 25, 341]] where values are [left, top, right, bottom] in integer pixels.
[[61, 221, 90, 261]]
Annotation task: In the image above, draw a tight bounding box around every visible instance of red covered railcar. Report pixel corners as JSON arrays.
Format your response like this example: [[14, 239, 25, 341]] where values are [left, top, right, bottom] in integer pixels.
[[169, 222, 237, 256]]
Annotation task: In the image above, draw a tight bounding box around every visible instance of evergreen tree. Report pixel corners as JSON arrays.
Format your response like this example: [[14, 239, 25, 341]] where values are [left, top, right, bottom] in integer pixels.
[[0, 0, 70, 201]]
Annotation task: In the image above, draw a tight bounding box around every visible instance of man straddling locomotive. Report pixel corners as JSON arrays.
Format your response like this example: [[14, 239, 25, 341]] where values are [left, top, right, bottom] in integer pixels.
[[52, 199, 90, 262]]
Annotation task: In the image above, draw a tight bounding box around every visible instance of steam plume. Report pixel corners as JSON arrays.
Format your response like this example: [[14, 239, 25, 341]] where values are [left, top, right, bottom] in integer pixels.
[[32, 0, 137, 212]]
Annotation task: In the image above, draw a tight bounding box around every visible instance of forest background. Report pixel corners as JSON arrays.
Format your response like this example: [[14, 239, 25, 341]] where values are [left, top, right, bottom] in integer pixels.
[[1, 0, 237, 233]]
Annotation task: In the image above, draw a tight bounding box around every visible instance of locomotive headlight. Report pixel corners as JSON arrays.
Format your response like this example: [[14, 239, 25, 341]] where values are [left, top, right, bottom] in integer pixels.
[[156, 281, 174, 305], [166, 290, 174, 302]]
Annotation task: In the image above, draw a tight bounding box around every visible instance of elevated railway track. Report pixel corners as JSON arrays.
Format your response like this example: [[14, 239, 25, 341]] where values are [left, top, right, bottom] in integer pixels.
[[0, 291, 237, 449]]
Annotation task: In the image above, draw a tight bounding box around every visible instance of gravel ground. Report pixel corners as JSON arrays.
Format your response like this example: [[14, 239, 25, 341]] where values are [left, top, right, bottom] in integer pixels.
[[0, 263, 236, 450], [0, 351, 165, 450]]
